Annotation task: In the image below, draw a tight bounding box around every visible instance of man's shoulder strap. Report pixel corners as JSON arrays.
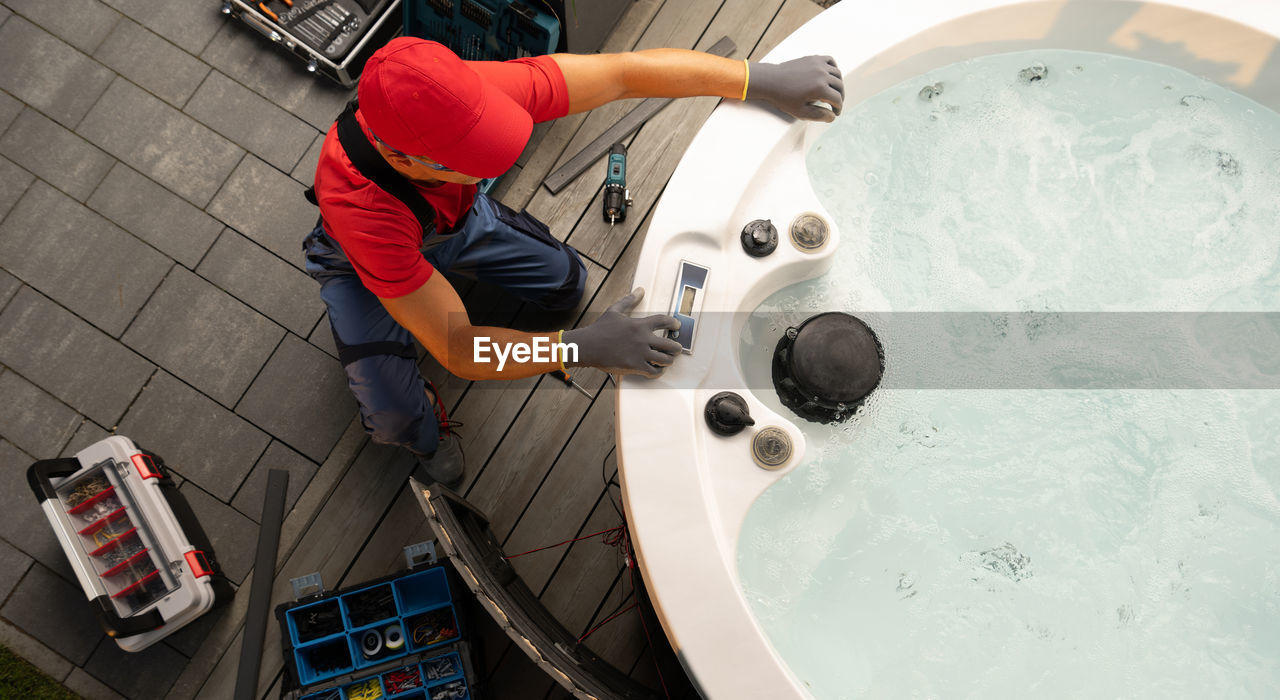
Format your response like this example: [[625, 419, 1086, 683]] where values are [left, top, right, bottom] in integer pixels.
[[307, 101, 437, 236]]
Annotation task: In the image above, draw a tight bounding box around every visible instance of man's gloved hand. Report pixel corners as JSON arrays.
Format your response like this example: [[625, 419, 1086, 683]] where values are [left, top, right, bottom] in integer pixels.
[[563, 289, 683, 378], [747, 55, 844, 122]]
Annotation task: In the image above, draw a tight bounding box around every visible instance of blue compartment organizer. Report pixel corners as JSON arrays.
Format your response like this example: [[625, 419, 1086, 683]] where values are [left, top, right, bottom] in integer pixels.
[[402, 0, 560, 62], [278, 544, 477, 700]]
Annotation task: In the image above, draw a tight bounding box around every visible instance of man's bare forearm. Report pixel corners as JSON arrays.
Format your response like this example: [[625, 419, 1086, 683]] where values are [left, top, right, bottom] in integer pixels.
[[552, 49, 746, 114]]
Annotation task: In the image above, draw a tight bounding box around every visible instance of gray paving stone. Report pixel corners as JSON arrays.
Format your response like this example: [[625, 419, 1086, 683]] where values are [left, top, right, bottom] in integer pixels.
[[200, 23, 353, 130], [291, 130, 325, 186], [185, 71, 317, 172], [230, 440, 317, 520], [93, 19, 210, 108], [87, 163, 223, 269], [207, 155, 316, 268], [116, 371, 268, 502], [0, 17, 114, 128], [100, 0, 225, 54], [197, 229, 324, 336], [0, 536, 33, 607], [122, 267, 283, 407], [0, 562, 105, 665], [0, 181, 172, 336], [162, 601, 227, 658], [0, 438, 78, 583], [4, 0, 121, 54], [236, 334, 354, 462], [0, 287, 154, 426], [83, 628, 186, 697], [0, 107, 114, 201], [0, 369, 81, 457], [0, 89, 21, 134], [60, 419, 112, 458], [0, 617, 73, 684], [308, 312, 338, 359], [76, 78, 243, 207], [0, 5, 10, 27], [64, 667, 127, 700], [0, 154, 33, 222], [0, 268, 19, 310], [176, 483, 257, 584]]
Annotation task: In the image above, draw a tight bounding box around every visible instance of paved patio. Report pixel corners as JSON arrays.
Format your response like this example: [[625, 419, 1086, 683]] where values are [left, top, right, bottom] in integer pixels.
[[0, 0, 824, 697], [0, 0, 358, 695]]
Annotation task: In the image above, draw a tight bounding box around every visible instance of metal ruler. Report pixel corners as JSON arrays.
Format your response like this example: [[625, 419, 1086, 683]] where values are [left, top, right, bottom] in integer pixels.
[[542, 35, 737, 194]]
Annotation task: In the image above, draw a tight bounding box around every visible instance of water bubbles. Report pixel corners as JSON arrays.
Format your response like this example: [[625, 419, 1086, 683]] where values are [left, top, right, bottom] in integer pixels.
[[919, 82, 944, 101], [1018, 63, 1049, 84], [1216, 152, 1241, 176], [966, 543, 1034, 582], [863, 171, 879, 186], [897, 572, 918, 599]]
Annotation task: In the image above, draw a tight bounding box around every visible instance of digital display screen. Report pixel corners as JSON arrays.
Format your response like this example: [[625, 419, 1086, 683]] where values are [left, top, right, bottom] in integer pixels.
[[679, 286, 696, 316]]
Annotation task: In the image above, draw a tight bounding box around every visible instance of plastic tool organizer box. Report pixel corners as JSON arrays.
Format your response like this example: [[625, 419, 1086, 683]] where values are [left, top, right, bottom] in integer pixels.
[[27, 436, 218, 652], [403, 0, 560, 61], [277, 547, 478, 700]]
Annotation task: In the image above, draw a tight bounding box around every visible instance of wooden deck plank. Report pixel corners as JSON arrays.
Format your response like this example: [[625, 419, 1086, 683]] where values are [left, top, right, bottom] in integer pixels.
[[563, 0, 791, 268], [523, 0, 731, 244], [492, 0, 668, 213], [504, 383, 619, 591], [535, 476, 629, 635]]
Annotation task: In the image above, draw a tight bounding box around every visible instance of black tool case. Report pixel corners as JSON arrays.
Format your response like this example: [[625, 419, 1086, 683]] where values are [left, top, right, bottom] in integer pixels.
[[27, 436, 221, 652], [219, 0, 403, 87], [276, 543, 480, 700]]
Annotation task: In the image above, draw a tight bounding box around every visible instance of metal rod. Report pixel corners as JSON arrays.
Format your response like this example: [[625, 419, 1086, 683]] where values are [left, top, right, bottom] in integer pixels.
[[233, 469, 290, 700]]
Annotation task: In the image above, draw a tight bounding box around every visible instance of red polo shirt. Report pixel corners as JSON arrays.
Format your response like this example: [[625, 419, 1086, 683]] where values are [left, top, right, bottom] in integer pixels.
[[314, 55, 569, 299]]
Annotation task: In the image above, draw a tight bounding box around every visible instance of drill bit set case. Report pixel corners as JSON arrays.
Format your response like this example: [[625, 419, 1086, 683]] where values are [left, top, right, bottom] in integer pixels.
[[27, 436, 220, 652], [277, 544, 478, 700], [220, 0, 405, 87]]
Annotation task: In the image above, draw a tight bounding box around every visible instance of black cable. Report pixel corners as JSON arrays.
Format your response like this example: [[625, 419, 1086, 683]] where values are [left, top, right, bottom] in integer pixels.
[[600, 445, 622, 520]]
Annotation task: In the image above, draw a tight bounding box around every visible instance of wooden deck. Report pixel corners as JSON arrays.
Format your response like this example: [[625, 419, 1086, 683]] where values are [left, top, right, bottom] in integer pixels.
[[169, 1, 823, 697]]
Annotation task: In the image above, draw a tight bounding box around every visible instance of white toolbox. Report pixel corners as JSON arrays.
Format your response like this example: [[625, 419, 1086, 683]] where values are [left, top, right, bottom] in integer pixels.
[[27, 436, 220, 652]]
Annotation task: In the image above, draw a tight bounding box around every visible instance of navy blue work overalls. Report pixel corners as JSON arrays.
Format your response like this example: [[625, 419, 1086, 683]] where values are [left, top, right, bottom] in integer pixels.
[[303, 112, 586, 458]]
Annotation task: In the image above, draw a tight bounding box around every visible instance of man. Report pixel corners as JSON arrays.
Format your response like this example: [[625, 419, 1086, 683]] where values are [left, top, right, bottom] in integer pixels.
[[305, 37, 843, 486]]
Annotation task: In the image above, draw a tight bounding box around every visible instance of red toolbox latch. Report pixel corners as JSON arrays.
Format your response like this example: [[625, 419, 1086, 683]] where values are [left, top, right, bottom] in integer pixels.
[[131, 453, 162, 480], [184, 550, 214, 578]]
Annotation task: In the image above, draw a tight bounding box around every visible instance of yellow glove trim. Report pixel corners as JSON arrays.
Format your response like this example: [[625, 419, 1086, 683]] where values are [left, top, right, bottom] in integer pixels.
[[741, 59, 750, 101], [558, 329, 569, 373]]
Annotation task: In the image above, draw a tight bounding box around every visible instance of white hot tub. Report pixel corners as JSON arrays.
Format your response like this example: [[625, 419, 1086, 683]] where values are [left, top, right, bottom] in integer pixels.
[[615, 1, 1280, 698]]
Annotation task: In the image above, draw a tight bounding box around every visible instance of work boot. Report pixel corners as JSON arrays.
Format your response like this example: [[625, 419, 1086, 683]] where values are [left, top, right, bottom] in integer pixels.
[[416, 381, 464, 488], [417, 433, 464, 488]]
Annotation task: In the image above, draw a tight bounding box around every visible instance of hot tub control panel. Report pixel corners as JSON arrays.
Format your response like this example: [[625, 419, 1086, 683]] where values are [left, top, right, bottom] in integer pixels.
[[668, 260, 709, 354]]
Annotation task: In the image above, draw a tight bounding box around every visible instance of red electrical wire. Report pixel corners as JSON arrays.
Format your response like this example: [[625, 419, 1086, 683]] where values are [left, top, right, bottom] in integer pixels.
[[503, 525, 626, 560]]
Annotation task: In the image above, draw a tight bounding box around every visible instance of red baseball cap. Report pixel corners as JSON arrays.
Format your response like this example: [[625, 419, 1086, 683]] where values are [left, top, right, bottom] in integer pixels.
[[358, 38, 532, 178]]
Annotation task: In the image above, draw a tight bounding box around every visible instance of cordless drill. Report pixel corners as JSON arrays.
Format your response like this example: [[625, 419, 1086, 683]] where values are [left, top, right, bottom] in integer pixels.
[[602, 143, 632, 225]]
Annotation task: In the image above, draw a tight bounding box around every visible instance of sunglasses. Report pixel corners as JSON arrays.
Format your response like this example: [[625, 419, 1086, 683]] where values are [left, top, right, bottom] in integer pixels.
[[370, 131, 455, 172]]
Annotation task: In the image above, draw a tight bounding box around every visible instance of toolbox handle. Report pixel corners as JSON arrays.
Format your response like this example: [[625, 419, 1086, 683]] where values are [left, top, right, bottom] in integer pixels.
[[27, 458, 82, 503], [91, 594, 166, 638]]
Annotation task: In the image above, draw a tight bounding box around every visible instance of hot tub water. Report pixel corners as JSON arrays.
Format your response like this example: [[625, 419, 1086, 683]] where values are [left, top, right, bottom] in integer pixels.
[[737, 50, 1280, 697]]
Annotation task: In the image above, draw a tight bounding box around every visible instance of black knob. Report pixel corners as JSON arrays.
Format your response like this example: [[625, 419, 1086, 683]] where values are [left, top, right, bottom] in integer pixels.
[[741, 219, 778, 257], [705, 392, 755, 436]]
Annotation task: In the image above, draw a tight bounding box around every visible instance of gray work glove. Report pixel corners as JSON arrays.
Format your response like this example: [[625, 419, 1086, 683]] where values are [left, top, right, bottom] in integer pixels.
[[747, 55, 844, 122], [563, 289, 683, 378]]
